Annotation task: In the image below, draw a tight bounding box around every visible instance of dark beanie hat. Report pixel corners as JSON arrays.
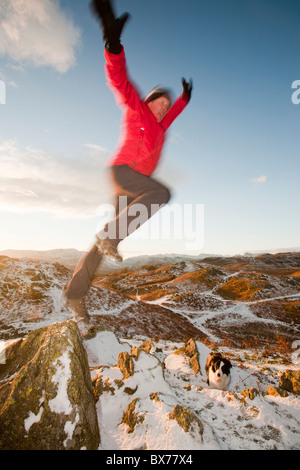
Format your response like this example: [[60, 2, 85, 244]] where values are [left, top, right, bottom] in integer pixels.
[[144, 86, 172, 104]]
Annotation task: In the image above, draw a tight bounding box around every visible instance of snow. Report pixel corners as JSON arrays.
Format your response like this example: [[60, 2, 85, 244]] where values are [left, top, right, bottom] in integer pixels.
[[3, 321, 300, 450], [64, 413, 80, 447], [48, 348, 80, 447], [84, 331, 300, 450], [0, 338, 19, 364], [85, 330, 131, 367], [24, 392, 45, 433], [48, 350, 73, 415]]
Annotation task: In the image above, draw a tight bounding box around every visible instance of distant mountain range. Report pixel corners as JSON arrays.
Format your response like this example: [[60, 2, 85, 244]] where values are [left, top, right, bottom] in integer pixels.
[[0, 248, 84, 269], [1, 246, 299, 270]]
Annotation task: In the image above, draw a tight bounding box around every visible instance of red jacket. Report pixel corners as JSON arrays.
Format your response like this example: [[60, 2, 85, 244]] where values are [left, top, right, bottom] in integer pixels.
[[104, 47, 188, 176]]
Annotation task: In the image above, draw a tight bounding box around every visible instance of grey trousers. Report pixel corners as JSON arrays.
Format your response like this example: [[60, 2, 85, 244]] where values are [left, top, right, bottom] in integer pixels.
[[65, 165, 171, 299]]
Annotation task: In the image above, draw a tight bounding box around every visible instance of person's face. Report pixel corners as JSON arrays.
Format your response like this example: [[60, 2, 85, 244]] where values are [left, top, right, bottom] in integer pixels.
[[147, 96, 171, 122]]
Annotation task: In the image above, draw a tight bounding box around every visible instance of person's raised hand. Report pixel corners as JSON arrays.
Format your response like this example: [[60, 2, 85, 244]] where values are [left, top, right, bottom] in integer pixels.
[[90, 0, 130, 53], [181, 78, 193, 102]]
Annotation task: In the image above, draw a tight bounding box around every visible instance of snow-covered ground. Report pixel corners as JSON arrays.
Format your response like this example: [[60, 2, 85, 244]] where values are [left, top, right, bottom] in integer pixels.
[[1, 252, 299, 450], [85, 331, 300, 450]]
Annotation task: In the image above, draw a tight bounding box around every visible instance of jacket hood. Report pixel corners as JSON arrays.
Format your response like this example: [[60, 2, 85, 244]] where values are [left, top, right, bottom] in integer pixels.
[[144, 86, 173, 104]]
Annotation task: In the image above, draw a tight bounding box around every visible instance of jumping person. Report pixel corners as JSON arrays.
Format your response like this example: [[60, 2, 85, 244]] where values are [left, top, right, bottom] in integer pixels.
[[64, 0, 193, 329]]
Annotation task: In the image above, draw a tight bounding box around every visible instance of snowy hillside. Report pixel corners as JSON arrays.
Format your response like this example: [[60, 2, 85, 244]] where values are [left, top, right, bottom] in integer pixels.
[[0, 251, 299, 450], [85, 331, 300, 450]]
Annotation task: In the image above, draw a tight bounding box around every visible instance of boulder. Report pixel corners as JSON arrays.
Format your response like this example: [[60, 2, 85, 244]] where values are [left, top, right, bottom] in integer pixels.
[[130, 339, 154, 358], [175, 338, 201, 376], [279, 370, 300, 394], [169, 404, 203, 435], [122, 398, 145, 434], [241, 388, 260, 400], [267, 385, 288, 398], [117, 351, 134, 379], [0, 321, 100, 450]]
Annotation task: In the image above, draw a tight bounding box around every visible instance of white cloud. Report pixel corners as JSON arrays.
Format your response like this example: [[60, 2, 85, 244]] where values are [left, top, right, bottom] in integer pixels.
[[0, 0, 81, 73], [251, 174, 267, 184], [0, 69, 19, 88], [0, 140, 111, 218], [85, 143, 108, 153]]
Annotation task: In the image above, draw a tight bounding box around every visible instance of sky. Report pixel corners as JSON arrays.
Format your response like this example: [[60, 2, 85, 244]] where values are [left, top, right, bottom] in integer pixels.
[[0, 0, 299, 259]]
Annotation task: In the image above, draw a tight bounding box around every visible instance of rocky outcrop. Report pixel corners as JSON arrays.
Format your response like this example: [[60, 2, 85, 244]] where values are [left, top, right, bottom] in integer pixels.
[[130, 339, 154, 358], [241, 387, 260, 400], [1, 322, 299, 450], [267, 385, 289, 397], [122, 398, 145, 434], [279, 370, 300, 395], [169, 404, 203, 436], [0, 321, 100, 450], [117, 351, 134, 379], [174, 339, 201, 376]]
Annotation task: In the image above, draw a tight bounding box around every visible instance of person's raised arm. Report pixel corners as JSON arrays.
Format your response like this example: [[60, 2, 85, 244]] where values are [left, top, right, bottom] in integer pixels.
[[90, 0, 130, 54], [162, 78, 193, 130], [90, 0, 142, 111]]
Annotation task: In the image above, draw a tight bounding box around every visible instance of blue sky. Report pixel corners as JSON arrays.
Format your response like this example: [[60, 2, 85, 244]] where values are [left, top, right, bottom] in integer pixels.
[[0, 0, 299, 258]]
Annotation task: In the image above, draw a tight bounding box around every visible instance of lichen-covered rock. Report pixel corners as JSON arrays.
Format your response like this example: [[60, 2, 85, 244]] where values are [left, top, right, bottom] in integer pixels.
[[267, 385, 288, 398], [175, 338, 201, 376], [130, 339, 154, 358], [189, 353, 201, 376], [122, 398, 145, 434], [241, 387, 260, 400], [169, 404, 203, 435], [0, 320, 100, 450], [149, 392, 161, 402], [279, 370, 300, 395], [117, 351, 134, 379]]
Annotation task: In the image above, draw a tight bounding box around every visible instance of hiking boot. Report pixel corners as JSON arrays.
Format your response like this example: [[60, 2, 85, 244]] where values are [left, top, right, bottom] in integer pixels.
[[96, 236, 123, 264], [65, 296, 91, 325], [66, 297, 98, 338], [63, 294, 98, 339]]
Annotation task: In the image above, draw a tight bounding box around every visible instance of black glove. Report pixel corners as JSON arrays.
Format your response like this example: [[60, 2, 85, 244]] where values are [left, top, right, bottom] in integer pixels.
[[181, 78, 193, 102], [90, 0, 130, 54]]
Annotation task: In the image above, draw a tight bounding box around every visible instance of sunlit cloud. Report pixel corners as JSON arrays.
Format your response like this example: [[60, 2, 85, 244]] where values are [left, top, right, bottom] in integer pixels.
[[0, 0, 81, 73], [250, 175, 267, 184], [0, 140, 110, 218]]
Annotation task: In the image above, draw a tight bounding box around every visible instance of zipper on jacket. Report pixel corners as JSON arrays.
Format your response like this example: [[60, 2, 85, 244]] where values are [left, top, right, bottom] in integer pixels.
[[132, 127, 145, 168]]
